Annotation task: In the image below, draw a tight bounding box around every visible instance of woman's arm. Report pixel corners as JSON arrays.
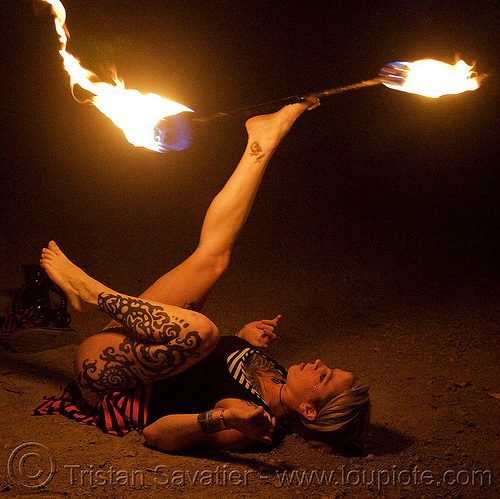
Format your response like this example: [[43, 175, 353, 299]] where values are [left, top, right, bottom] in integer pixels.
[[143, 402, 275, 453], [236, 315, 281, 348]]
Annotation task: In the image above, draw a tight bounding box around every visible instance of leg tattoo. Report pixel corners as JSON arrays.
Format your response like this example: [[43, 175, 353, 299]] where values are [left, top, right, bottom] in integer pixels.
[[77, 293, 205, 396], [78, 333, 203, 396], [98, 293, 191, 344], [249, 141, 265, 163]]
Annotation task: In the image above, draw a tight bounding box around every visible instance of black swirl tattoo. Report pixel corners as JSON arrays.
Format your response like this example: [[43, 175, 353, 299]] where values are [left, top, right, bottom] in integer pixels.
[[78, 332, 203, 396], [78, 293, 205, 396], [97, 293, 188, 344], [249, 141, 265, 163], [78, 346, 138, 394]]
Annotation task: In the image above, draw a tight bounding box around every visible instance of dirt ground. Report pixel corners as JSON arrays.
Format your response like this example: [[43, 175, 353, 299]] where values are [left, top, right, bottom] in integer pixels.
[[2, 1, 499, 497], [0, 232, 499, 498]]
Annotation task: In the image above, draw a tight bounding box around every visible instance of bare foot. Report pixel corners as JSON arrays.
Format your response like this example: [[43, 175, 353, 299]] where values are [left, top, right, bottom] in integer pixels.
[[245, 96, 320, 152], [40, 241, 109, 313]]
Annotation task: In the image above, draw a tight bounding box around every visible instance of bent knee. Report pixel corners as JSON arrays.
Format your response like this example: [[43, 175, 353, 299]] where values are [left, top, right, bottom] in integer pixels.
[[212, 250, 231, 278], [193, 248, 231, 281], [198, 317, 220, 356]]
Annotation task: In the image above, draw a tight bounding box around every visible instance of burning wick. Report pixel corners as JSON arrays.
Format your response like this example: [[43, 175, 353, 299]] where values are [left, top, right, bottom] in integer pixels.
[[379, 59, 482, 98], [42, 0, 192, 153], [42, 2, 483, 153]]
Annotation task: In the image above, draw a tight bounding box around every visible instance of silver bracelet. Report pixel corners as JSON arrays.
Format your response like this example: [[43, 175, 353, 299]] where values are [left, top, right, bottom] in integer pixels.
[[198, 410, 226, 435], [219, 409, 226, 430]]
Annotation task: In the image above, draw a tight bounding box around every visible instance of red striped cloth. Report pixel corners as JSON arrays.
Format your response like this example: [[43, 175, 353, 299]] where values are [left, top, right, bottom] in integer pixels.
[[33, 382, 151, 436], [0, 309, 40, 347]]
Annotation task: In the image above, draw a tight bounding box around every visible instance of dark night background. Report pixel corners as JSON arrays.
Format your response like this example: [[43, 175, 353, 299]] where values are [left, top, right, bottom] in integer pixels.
[[1, 2, 500, 496], [1, 0, 499, 301]]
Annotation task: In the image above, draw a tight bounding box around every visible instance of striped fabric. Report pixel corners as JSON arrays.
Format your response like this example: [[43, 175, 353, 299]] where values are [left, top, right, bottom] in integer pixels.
[[226, 347, 270, 405], [33, 382, 151, 436]]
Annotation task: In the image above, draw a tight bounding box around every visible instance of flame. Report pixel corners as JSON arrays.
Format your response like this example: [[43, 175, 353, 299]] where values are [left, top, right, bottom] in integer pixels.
[[381, 59, 481, 98], [42, 0, 192, 152]]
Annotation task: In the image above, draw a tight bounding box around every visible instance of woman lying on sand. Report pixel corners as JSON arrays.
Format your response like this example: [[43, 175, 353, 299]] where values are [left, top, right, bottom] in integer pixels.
[[38, 98, 370, 453]]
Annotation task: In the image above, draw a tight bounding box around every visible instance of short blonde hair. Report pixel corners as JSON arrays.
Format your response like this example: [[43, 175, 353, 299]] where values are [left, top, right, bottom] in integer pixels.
[[302, 378, 370, 443]]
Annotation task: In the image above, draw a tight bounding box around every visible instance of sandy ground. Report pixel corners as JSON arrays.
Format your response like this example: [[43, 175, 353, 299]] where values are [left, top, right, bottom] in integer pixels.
[[1, 218, 499, 498], [2, 1, 499, 497]]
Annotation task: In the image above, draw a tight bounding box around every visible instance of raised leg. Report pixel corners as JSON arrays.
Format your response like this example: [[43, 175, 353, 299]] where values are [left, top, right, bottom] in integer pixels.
[[134, 97, 320, 311], [42, 98, 319, 403]]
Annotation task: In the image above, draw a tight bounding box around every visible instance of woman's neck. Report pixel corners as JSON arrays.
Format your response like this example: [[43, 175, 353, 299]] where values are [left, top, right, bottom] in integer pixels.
[[262, 375, 291, 423]]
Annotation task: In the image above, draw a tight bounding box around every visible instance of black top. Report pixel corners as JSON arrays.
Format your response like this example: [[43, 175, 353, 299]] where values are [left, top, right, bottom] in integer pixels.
[[146, 336, 287, 425]]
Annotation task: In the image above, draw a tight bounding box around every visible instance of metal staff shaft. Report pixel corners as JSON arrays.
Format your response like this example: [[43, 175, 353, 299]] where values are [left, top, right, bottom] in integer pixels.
[[192, 78, 383, 123]]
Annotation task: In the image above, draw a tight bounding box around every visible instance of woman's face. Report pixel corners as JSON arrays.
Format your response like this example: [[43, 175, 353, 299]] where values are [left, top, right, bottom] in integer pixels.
[[286, 359, 355, 408]]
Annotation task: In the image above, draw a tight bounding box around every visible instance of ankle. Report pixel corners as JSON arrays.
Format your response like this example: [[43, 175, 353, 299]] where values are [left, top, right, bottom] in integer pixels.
[[245, 138, 276, 160]]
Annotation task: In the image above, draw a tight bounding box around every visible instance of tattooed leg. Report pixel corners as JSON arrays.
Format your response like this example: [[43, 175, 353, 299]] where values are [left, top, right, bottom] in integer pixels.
[[77, 332, 207, 402], [97, 292, 209, 345], [41, 240, 219, 398], [76, 293, 219, 399], [76, 287, 221, 400], [110, 98, 322, 317], [41, 241, 218, 342], [196, 96, 321, 260]]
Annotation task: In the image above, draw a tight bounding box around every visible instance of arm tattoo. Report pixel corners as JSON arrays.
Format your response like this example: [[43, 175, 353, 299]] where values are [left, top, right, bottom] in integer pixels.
[[98, 293, 189, 344], [198, 410, 225, 435], [249, 141, 265, 163]]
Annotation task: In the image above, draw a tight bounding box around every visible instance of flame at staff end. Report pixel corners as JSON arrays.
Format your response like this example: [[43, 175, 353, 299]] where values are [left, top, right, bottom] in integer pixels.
[[41, 0, 192, 152], [379, 59, 482, 98]]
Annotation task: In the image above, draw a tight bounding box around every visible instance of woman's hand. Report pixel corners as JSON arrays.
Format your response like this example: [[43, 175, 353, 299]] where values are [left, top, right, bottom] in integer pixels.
[[224, 406, 276, 445], [236, 315, 281, 348]]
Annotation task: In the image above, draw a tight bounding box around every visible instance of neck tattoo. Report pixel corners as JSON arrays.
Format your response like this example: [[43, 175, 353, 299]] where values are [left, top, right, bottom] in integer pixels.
[[271, 377, 289, 421]]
